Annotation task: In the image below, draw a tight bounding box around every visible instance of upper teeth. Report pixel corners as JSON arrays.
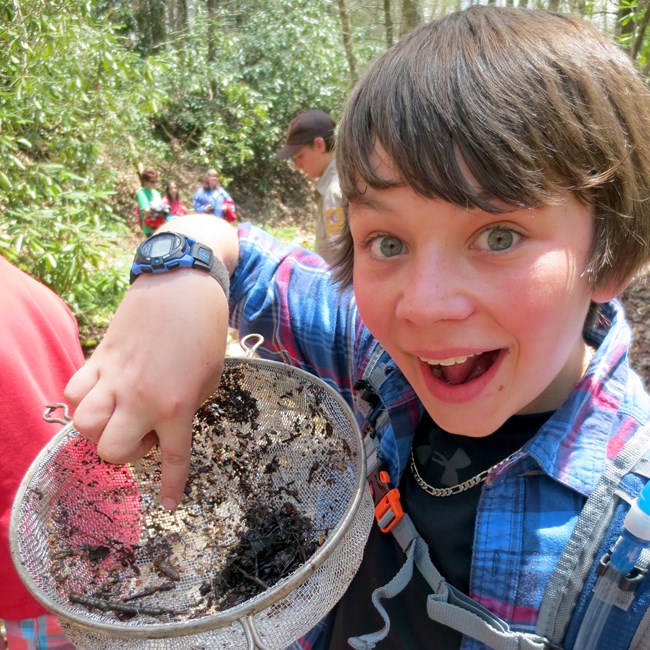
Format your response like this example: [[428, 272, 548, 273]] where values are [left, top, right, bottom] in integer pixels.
[[421, 355, 473, 367]]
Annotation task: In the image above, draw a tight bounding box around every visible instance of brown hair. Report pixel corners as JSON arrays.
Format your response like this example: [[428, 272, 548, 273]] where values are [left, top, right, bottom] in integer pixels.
[[332, 6, 650, 292], [140, 168, 159, 184]]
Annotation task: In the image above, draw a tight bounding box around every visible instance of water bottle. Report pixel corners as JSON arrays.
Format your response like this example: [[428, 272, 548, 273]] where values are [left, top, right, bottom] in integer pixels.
[[573, 481, 650, 649]]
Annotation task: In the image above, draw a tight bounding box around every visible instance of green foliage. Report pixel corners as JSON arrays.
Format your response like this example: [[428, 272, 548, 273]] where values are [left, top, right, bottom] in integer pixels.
[[2, 0, 650, 351], [2, 0, 382, 344], [0, 197, 130, 311], [0, 0, 167, 342], [154, 0, 383, 185]]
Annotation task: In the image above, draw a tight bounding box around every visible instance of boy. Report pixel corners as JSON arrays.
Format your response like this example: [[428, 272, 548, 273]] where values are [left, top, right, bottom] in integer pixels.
[[277, 110, 344, 264], [65, 7, 650, 649]]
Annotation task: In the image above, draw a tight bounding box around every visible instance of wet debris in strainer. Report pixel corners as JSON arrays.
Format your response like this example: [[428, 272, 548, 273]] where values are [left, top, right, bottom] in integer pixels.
[[41, 364, 353, 622], [198, 500, 322, 611]]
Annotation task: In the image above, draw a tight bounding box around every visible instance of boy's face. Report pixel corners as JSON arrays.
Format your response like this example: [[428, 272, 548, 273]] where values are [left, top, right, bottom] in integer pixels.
[[293, 138, 328, 180], [348, 148, 609, 437]]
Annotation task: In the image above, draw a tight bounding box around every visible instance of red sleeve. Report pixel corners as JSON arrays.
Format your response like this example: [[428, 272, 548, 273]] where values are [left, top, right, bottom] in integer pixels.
[[0, 256, 85, 619]]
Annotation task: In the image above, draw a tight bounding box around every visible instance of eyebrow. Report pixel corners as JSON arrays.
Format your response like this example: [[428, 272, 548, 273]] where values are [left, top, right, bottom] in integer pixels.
[[347, 187, 406, 214], [349, 174, 407, 200]]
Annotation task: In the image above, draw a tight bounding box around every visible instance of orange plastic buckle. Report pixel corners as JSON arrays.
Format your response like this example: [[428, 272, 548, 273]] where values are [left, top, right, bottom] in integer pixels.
[[370, 469, 404, 533], [375, 489, 404, 532]]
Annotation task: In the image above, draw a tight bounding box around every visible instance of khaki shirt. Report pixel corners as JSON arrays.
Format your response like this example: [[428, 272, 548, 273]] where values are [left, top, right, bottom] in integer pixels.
[[314, 159, 344, 265]]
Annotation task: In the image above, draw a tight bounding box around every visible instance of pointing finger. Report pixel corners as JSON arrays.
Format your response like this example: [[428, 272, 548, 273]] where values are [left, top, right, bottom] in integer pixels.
[[153, 417, 194, 510]]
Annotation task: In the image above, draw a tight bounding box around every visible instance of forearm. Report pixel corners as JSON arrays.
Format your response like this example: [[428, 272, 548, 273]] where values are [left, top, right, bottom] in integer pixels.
[[65, 214, 239, 509]]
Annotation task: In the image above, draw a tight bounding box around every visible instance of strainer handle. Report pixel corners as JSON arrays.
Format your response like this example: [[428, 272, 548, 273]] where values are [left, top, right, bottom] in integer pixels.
[[240, 614, 275, 649], [43, 403, 72, 425], [240, 333, 265, 358]]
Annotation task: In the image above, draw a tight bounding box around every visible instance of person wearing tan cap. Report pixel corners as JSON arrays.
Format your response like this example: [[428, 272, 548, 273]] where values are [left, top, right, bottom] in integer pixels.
[[277, 110, 344, 265]]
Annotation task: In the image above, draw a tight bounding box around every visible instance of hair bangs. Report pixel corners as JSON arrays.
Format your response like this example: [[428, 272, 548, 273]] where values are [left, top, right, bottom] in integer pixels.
[[334, 6, 650, 291], [338, 16, 562, 214]]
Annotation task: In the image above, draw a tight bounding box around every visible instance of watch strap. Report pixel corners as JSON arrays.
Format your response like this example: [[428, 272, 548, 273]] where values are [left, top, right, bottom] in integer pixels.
[[199, 252, 230, 298], [130, 236, 230, 298]]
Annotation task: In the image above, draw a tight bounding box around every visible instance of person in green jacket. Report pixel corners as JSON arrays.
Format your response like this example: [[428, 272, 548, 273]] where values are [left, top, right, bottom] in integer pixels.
[[135, 168, 164, 235]]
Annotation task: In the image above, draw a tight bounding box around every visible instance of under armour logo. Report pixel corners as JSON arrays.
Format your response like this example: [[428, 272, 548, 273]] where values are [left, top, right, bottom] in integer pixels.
[[429, 448, 471, 486]]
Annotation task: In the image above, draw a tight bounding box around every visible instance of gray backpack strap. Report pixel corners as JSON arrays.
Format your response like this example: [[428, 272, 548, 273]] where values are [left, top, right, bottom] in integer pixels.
[[348, 514, 550, 650], [537, 423, 650, 644], [355, 343, 551, 649], [631, 604, 650, 649]]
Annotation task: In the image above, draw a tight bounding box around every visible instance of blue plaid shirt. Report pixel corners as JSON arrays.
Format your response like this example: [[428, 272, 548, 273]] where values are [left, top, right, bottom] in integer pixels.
[[230, 223, 650, 650]]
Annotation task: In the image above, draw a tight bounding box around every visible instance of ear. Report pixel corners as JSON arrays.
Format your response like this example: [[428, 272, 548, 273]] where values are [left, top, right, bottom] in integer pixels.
[[591, 276, 633, 304], [313, 136, 327, 153]]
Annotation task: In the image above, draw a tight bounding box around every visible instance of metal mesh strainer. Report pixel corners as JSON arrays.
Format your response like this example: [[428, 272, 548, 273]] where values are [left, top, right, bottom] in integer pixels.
[[10, 357, 374, 649]]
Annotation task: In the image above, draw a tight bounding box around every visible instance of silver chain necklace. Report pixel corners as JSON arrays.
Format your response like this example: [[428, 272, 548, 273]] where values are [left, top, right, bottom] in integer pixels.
[[409, 448, 522, 497]]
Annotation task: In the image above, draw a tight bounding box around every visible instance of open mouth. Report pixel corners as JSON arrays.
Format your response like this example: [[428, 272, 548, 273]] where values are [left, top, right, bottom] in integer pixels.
[[421, 350, 501, 386]]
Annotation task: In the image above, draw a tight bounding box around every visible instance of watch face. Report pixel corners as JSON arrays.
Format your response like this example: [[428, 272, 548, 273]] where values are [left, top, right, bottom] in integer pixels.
[[149, 237, 174, 257], [148, 235, 174, 258], [131, 233, 208, 283]]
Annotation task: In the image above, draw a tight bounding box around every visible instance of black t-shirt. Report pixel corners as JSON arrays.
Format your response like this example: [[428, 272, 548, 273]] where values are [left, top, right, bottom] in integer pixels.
[[321, 411, 552, 649]]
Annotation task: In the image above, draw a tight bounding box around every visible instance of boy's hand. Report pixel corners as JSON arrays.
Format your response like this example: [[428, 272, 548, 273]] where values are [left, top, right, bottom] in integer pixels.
[[65, 270, 229, 510]]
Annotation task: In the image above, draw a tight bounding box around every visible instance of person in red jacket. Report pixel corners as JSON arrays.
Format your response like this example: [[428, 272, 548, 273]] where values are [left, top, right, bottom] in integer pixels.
[[0, 255, 84, 649]]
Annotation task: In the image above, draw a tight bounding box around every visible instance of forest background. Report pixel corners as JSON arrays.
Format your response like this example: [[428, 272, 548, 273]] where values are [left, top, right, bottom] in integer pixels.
[[2, 0, 650, 383]]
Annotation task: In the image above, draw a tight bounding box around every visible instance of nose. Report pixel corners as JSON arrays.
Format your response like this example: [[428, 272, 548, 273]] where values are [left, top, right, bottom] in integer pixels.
[[394, 251, 476, 324]]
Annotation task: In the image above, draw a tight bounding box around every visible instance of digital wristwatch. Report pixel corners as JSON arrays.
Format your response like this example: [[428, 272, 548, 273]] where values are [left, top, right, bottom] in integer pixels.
[[130, 232, 230, 296]]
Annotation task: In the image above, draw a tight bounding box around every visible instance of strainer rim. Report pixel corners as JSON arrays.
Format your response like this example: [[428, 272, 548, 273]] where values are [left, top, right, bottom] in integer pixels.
[[10, 356, 368, 638]]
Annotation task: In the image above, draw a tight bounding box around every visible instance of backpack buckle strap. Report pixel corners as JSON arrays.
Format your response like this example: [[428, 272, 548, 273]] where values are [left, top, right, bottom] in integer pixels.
[[426, 585, 555, 650], [364, 422, 404, 534], [368, 466, 404, 533]]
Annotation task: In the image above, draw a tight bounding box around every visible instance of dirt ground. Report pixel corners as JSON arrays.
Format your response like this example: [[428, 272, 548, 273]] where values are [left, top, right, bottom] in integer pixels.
[[621, 270, 650, 387]]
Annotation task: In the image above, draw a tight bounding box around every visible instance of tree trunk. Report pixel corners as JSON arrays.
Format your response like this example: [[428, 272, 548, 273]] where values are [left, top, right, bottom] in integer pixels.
[[167, 0, 188, 61], [207, 0, 219, 98], [617, 0, 636, 52], [134, 0, 152, 53], [173, 0, 188, 34], [568, 0, 587, 17], [632, 0, 650, 60], [336, 0, 358, 85], [384, 0, 394, 48], [399, 0, 420, 37], [150, 0, 167, 51]]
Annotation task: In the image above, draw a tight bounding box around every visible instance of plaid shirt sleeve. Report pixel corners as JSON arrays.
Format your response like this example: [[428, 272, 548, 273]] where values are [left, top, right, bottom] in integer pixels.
[[229, 222, 369, 406]]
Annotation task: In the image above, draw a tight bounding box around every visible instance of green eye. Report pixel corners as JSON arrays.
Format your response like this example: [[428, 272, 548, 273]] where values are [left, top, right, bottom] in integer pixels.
[[486, 228, 514, 251], [378, 236, 404, 257]]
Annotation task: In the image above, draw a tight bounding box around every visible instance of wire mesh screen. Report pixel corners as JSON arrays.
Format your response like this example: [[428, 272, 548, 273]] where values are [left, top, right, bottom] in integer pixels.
[[11, 358, 374, 649]]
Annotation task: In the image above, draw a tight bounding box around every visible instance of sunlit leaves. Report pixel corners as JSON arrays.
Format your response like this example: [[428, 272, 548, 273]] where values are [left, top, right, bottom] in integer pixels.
[[0, 0, 144, 336]]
